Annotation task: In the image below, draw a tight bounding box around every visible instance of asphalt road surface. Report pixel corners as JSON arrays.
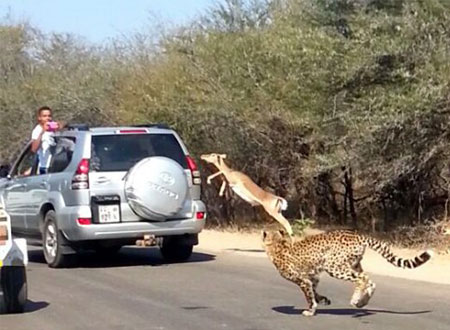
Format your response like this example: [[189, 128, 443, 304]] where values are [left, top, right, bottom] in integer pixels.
[[1, 245, 448, 330]]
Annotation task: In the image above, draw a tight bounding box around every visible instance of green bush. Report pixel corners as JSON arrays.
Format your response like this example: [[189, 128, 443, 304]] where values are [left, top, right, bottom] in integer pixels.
[[2, 0, 450, 233]]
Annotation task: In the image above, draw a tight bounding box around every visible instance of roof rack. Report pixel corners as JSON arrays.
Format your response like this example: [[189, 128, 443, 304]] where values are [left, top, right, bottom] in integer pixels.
[[63, 123, 170, 131], [131, 123, 170, 129], [64, 124, 90, 131]]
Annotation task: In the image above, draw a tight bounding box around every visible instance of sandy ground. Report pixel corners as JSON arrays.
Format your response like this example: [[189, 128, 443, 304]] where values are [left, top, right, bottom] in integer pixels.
[[198, 229, 450, 285]]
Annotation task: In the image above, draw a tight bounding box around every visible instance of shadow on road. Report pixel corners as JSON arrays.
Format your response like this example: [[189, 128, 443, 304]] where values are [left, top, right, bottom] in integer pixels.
[[27, 246, 216, 269], [1, 300, 49, 315], [225, 248, 265, 253], [182, 306, 211, 310], [272, 305, 431, 318], [24, 300, 50, 313]]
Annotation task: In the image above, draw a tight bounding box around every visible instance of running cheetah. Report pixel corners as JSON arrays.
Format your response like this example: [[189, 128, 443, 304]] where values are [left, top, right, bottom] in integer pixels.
[[262, 230, 433, 316]]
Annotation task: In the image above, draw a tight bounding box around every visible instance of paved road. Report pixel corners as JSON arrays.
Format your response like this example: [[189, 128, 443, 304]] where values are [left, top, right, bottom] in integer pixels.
[[1, 245, 448, 330]]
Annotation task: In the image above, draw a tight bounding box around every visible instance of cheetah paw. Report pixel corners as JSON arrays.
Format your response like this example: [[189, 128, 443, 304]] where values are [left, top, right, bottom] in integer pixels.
[[318, 296, 331, 305], [351, 284, 376, 308], [302, 309, 316, 317], [350, 290, 364, 308]]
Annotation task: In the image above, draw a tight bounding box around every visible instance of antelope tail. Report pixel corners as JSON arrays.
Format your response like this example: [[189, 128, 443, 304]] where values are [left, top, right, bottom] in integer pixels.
[[364, 237, 433, 269]]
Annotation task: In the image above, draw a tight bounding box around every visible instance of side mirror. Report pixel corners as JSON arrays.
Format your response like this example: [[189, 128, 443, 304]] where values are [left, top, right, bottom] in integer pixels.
[[0, 164, 11, 179]]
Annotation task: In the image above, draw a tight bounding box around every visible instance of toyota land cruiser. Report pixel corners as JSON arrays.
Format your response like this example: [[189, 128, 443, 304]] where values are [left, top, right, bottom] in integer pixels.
[[0, 124, 206, 268]]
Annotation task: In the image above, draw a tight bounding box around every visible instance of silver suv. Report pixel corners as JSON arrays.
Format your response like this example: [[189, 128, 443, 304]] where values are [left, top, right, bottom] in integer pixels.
[[0, 124, 206, 268]]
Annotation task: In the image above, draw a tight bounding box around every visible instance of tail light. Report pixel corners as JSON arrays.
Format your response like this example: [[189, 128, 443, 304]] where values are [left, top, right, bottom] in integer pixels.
[[77, 218, 92, 225], [117, 129, 148, 134], [196, 211, 205, 220], [186, 155, 201, 185], [72, 158, 90, 189]]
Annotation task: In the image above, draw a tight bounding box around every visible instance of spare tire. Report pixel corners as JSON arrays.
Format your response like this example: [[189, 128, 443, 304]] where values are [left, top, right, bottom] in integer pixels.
[[125, 157, 188, 220]]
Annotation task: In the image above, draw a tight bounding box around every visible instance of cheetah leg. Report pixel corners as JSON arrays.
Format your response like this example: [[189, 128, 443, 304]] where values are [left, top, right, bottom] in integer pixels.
[[292, 278, 318, 316], [350, 262, 376, 307], [312, 276, 331, 305], [326, 266, 376, 308]]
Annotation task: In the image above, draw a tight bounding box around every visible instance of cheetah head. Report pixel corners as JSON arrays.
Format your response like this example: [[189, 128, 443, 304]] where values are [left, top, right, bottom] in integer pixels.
[[262, 230, 288, 247]]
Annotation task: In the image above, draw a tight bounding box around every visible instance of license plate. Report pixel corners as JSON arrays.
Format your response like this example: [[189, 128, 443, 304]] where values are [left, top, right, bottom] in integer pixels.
[[98, 205, 120, 223]]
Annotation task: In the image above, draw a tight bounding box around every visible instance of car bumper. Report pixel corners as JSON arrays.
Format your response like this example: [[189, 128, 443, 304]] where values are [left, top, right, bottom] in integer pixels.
[[59, 201, 207, 241]]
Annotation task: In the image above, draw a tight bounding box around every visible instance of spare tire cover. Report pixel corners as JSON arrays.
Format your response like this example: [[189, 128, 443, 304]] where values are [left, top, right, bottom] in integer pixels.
[[124, 156, 188, 220]]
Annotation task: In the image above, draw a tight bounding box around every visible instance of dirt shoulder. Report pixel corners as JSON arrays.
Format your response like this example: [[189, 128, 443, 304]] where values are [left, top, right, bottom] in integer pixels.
[[197, 229, 450, 286]]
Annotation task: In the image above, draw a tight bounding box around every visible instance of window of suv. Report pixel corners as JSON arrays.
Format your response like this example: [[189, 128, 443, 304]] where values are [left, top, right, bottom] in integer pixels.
[[12, 146, 37, 177], [90, 133, 187, 172], [48, 137, 76, 173]]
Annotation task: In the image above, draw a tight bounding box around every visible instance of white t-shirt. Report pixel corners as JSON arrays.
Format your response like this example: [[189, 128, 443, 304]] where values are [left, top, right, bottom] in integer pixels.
[[31, 125, 55, 168]]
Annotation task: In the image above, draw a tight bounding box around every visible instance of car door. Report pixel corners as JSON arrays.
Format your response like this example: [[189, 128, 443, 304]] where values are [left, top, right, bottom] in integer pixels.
[[3, 145, 37, 232], [25, 173, 49, 234], [3, 178, 27, 231], [25, 136, 76, 233]]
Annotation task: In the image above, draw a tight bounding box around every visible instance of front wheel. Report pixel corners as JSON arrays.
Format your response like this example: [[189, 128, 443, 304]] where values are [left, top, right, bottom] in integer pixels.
[[1, 266, 27, 313], [42, 211, 70, 268], [160, 237, 193, 263]]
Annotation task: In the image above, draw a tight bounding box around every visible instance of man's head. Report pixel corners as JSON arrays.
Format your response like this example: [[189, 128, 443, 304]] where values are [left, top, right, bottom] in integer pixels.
[[37, 106, 53, 127]]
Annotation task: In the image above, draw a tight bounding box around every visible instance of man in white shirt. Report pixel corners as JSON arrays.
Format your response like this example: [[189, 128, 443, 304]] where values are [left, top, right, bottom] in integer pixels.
[[31, 106, 61, 175]]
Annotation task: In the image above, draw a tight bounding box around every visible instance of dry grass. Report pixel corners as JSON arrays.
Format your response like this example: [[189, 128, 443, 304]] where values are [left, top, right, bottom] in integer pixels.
[[382, 221, 450, 251]]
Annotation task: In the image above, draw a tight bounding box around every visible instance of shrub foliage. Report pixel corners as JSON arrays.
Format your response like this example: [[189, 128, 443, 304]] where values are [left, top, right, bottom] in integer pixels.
[[2, 0, 450, 231]]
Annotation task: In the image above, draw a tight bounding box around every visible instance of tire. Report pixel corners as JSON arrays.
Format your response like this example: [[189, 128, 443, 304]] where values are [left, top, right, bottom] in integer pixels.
[[1, 266, 27, 313], [124, 157, 188, 220], [42, 210, 70, 268], [160, 237, 193, 262]]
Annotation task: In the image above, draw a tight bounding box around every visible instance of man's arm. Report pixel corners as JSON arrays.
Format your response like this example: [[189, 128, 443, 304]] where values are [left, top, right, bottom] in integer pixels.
[[31, 127, 45, 153]]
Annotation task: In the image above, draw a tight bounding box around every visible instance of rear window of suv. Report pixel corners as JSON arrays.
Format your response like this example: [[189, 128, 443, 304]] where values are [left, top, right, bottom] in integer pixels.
[[90, 133, 187, 172]]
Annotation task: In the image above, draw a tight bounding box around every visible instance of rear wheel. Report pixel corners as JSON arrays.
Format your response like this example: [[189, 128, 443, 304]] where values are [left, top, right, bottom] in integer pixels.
[[42, 211, 70, 268], [1, 266, 27, 313], [160, 237, 193, 262]]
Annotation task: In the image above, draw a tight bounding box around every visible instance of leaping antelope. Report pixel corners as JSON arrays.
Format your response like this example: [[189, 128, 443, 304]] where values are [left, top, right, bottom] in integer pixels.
[[200, 153, 293, 236]]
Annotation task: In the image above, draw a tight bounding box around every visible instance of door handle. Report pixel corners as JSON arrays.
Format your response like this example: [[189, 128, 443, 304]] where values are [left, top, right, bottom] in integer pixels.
[[6, 183, 26, 190], [95, 177, 110, 184], [40, 182, 49, 189]]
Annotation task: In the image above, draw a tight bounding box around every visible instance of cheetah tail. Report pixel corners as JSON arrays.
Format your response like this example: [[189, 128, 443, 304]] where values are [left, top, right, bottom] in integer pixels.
[[365, 237, 433, 269]]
